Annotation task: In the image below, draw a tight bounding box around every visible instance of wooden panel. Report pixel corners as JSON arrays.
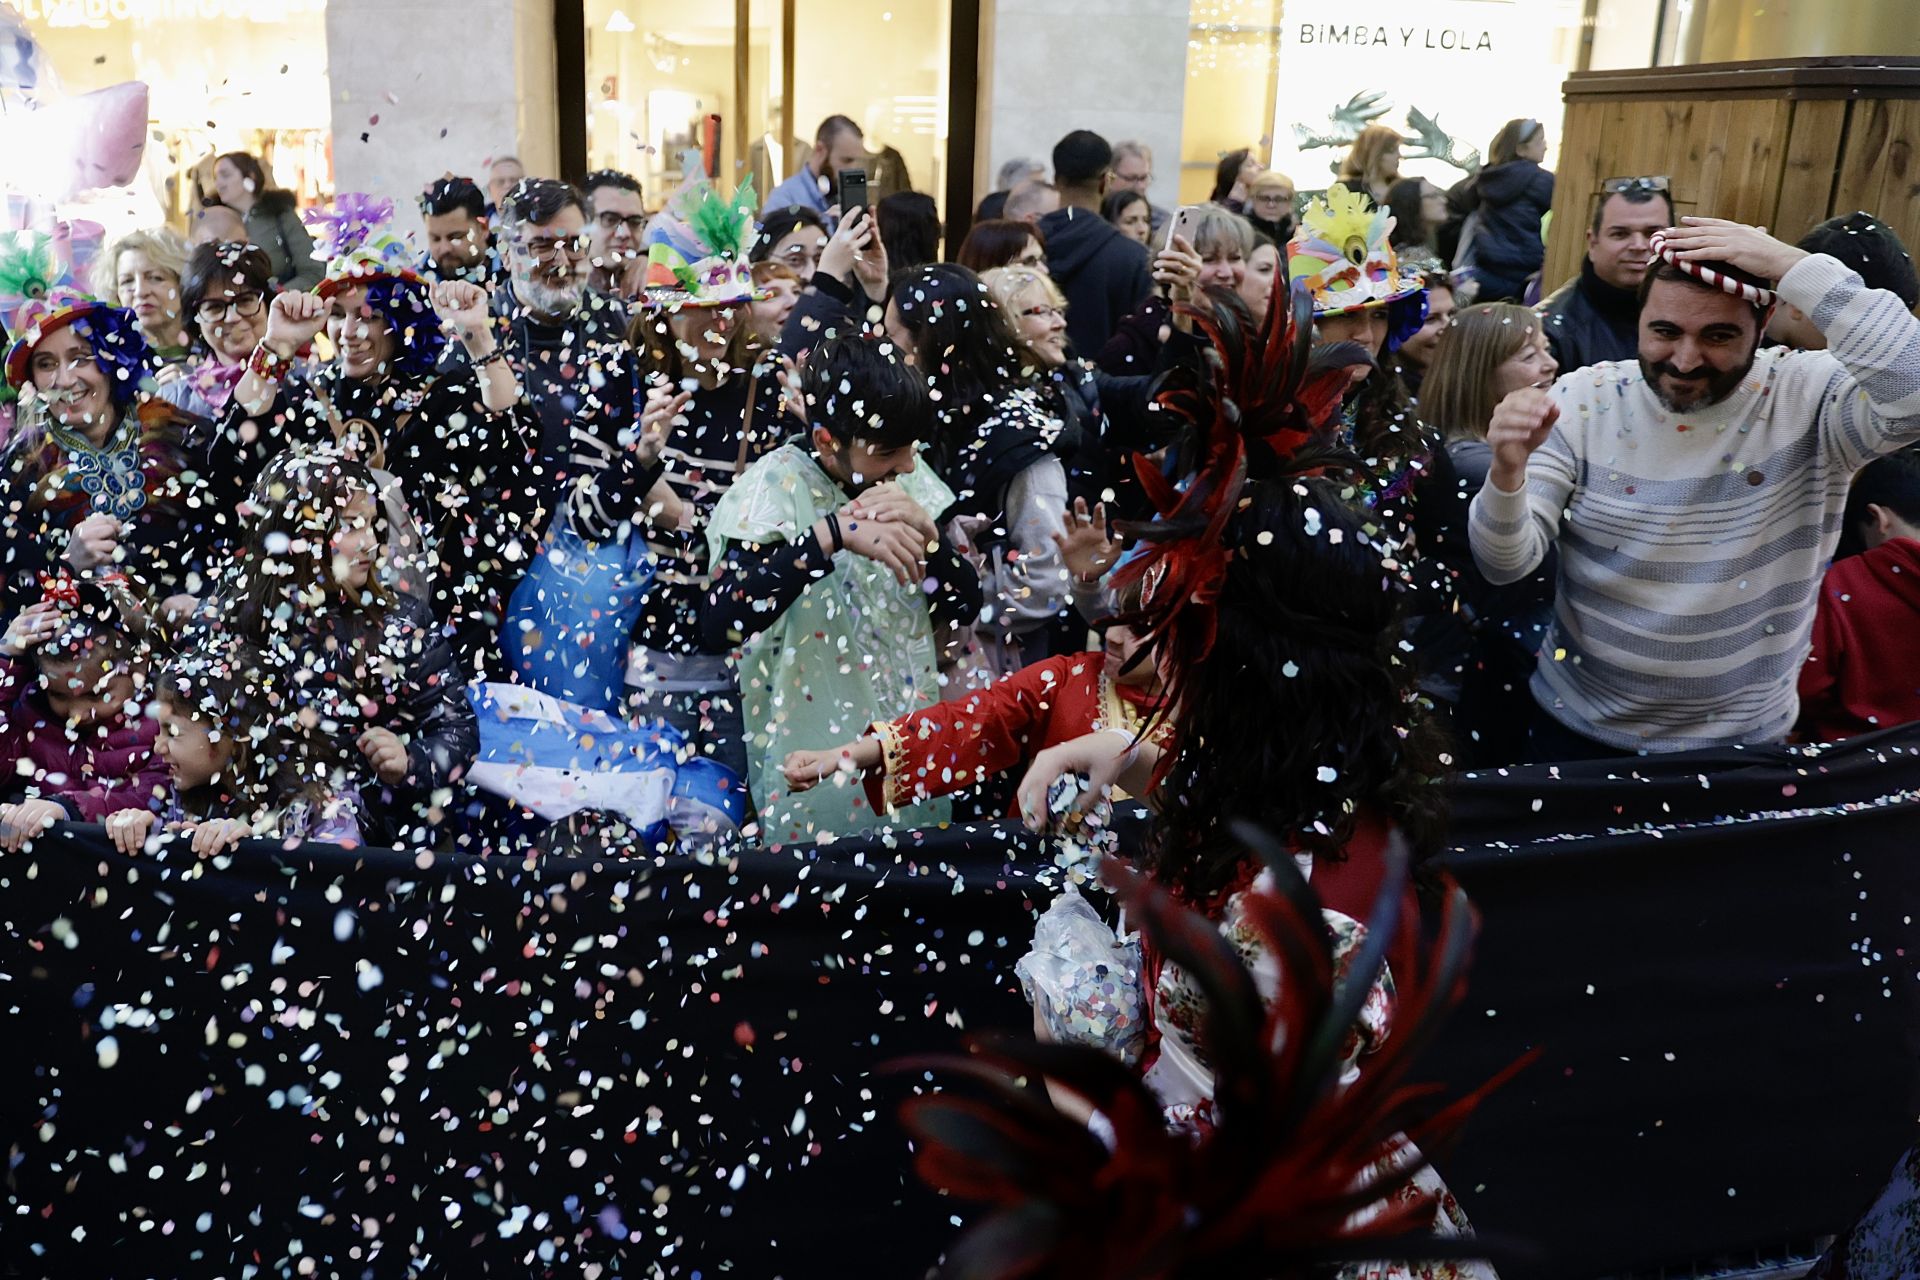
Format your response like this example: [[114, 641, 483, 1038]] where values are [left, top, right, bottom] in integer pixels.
[[1833, 98, 1893, 217], [1542, 61, 1920, 304], [1774, 99, 1849, 240]]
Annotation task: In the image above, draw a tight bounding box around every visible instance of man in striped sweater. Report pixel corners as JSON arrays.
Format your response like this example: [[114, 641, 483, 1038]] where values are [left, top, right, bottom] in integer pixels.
[[1469, 216, 1920, 757]]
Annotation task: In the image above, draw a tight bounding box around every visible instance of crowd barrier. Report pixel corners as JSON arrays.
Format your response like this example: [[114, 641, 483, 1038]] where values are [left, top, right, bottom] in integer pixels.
[[4, 726, 1919, 1277]]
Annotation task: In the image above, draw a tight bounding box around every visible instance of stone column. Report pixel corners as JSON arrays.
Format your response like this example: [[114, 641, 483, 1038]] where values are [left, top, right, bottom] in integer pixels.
[[325, 0, 559, 235], [974, 0, 1190, 215]]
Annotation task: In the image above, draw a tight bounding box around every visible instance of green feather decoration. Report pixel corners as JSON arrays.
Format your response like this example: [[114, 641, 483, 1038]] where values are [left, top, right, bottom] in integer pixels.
[[0, 232, 58, 304], [679, 176, 761, 260]]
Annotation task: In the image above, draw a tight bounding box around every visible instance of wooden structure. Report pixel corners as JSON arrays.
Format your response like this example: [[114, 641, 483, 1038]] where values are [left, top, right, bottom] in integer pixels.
[[1542, 56, 1920, 294]]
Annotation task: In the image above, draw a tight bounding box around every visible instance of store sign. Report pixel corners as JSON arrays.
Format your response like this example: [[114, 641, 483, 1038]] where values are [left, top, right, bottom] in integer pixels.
[[14, 0, 324, 25], [1270, 0, 1581, 188]]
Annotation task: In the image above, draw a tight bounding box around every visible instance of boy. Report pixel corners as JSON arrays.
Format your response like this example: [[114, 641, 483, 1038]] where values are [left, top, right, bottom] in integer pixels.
[[1798, 451, 1920, 741], [702, 333, 980, 841]]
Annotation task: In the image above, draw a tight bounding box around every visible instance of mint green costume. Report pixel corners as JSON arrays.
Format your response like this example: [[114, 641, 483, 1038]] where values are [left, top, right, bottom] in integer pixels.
[[706, 444, 956, 843]]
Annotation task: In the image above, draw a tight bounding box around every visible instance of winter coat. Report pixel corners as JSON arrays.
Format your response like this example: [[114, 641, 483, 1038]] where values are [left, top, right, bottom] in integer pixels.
[[243, 191, 322, 292], [1037, 206, 1152, 357], [1798, 537, 1920, 741], [1464, 160, 1555, 282], [0, 653, 168, 819], [1538, 256, 1642, 373]]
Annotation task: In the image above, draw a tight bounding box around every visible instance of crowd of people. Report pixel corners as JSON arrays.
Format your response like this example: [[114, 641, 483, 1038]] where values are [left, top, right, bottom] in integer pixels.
[[2, 113, 1918, 859], [5, 89, 1920, 1269]]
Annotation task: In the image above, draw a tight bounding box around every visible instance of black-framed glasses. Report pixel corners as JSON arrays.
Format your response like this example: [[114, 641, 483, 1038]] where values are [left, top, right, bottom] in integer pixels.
[[596, 211, 648, 235], [1602, 175, 1671, 195], [195, 291, 265, 323], [518, 233, 592, 260]]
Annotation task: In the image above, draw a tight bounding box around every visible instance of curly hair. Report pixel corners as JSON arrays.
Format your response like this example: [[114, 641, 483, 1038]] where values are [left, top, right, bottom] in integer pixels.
[[67, 309, 155, 411], [349, 277, 446, 380], [1143, 473, 1452, 902]]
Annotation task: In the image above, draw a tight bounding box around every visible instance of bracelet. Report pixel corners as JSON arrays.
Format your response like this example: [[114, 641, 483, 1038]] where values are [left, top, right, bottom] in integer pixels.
[[246, 342, 290, 381], [472, 345, 509, 369], [824, 511, 845, 552]]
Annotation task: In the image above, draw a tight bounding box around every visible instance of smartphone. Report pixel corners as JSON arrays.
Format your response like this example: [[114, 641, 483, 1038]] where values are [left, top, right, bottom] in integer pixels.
[[837, 167, 870, 216], [1165, 204, 1200, 251]]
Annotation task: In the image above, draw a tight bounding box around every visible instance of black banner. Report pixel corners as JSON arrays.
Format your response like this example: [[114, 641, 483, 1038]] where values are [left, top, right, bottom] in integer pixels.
[[4, 726, 1919, 1277]]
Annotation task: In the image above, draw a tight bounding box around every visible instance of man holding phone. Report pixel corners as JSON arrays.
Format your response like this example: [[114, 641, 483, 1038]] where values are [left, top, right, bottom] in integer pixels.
[[1037, 129, 1152, 355], [763, 114, 867, 228]]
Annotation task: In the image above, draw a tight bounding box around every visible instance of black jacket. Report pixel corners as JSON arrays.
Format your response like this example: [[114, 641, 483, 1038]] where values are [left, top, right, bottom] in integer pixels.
[[1467, 160, 1555, 279], [1037, 206, 1152, 356], [1539, 256, 1641, 373]]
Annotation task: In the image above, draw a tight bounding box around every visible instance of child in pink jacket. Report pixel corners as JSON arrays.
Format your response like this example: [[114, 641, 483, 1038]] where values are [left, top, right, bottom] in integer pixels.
[[0, 598, 168, 849]]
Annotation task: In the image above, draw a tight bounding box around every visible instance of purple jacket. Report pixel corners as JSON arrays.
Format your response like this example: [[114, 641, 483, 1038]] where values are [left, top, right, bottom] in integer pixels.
[[0, 654, 168, 821]]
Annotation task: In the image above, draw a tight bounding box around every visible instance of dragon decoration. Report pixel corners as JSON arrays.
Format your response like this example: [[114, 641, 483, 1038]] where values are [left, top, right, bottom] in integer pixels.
[[1293, 91, 1483, 177]]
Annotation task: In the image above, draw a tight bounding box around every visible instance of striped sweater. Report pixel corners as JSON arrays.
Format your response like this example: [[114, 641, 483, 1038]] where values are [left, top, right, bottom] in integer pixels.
[[1468, 253, 1920, 751]]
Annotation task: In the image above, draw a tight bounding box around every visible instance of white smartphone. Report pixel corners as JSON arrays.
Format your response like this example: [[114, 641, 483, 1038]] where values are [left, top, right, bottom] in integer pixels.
[[1164, 205, 1201, 251]]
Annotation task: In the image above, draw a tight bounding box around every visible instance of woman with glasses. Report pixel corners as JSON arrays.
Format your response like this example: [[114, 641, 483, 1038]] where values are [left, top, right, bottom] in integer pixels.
[[93, 228, 192, 381], [1455, 118, 1554, 303], [980, 265, 1187, 530], [160, 241, 274, 420], [884, 264, 1074, 682]]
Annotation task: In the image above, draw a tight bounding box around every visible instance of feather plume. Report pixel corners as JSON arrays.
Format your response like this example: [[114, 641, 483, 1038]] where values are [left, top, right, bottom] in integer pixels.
[[0, 229, 59, 306], [891, 823, 1533, 1278]]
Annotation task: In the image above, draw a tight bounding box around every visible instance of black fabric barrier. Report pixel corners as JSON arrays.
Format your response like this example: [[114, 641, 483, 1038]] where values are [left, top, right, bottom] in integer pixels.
[[4, 726, 1919, 1277]]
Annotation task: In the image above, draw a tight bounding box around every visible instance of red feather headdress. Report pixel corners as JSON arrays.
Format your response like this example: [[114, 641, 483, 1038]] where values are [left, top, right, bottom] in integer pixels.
[[893, 821, 1534, 1278], [1110, 276, 1371, 723]]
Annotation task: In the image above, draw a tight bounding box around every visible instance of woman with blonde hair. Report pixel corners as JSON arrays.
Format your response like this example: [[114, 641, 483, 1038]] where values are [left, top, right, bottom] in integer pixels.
[[94, 227, 192, 378], [1338, 125, 1403, 204], [1419, 301, 1560, 764]]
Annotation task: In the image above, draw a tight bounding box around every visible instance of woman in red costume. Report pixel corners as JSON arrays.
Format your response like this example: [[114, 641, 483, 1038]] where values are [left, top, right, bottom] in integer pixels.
[[1009, 281, 1496, 1276]]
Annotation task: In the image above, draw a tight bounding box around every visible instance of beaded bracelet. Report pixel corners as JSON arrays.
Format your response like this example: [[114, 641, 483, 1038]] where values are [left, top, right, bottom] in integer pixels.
[[246, 342, 290, 381]]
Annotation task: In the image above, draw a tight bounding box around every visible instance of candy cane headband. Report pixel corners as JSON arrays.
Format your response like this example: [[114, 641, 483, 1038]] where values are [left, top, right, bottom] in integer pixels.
[[1649, 231, 1776, 308]]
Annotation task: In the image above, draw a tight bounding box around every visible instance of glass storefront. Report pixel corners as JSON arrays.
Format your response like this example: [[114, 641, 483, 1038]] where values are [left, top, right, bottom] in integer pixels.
[[582, 0, 950, 212], [8, 0, 334, 231], [1179, 0, 1586, 202]]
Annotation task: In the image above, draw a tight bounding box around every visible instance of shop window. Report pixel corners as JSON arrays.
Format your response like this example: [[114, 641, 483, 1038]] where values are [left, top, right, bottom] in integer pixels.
[[11, 0, 334, 228], [582, 0, 947, 211]]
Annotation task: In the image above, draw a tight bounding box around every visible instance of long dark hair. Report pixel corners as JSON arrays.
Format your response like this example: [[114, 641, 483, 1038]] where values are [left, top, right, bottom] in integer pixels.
[[876, 191, 940, 272], [890, 263, 1026, 426], [1385, 177, 1434, 252], [1144, 473, 1450, 901], [1209, 148, 1251, 204], [154, 639, 271, 821], [226, 448, 395, 638]]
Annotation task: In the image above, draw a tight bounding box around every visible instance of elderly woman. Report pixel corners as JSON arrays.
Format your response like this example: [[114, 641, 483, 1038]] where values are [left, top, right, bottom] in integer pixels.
[[94, 227, 192, 380], [0, 234, 225, 617], [228, 199, 535, 671], [159, 240, 274, 420]]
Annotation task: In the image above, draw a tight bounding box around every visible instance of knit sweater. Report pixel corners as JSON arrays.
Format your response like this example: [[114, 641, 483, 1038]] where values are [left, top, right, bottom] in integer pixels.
[[1468, 253, 1920, 751]]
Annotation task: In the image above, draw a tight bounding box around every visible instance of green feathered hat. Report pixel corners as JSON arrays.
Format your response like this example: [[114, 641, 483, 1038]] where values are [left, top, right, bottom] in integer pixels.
[[641, 174, 765, 308]]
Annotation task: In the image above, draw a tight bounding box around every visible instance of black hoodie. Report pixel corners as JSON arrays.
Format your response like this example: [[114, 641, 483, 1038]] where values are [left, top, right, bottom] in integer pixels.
[[1037, 206, 1152, 356]]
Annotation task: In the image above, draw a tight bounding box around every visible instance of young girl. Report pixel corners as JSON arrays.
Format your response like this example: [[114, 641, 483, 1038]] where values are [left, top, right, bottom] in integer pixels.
[[0, 592, 168, 851], [114, 640, 272, 856], [207, 446, 477, 849]]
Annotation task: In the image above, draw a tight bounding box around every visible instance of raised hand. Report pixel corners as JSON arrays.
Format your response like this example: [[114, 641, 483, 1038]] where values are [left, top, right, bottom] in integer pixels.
[[430, 279, 494, 344], [63, 512, 123, 572], [818, 208, 887, 299], [1485, 386, 1561, 491], [1052, 497, 1124, 583], [262, 290, 328, 358], [1659, 217, 1809, 284], [1153, 234, 1202, 306], [636, 378, 692, 467]]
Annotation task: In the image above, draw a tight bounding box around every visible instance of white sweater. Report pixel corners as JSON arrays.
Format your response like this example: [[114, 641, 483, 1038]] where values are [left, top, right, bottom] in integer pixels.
[[1469, 253, 1920, 750]]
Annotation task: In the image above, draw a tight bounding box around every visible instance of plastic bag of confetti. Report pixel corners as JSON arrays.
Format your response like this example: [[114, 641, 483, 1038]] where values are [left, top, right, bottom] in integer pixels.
[[1017, 887, 1147, 1065], [504, 505, 655, 712]]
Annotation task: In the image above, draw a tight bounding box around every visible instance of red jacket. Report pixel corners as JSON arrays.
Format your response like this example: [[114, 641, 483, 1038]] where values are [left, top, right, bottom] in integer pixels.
[[0, 654, 168, 820], [1797, 537, 1920, 741]]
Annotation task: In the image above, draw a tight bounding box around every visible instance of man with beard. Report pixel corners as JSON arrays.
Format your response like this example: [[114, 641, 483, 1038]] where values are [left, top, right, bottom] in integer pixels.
[[1469, 216, 1920, 758], [762, 115, 865, 229], [581, 169, 647, 302], [486, 177, 637, 517], [418, 177, 501, 287]]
